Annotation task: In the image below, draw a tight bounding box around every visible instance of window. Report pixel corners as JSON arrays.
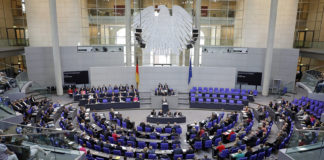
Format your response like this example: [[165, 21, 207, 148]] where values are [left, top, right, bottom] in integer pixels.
[[116, 28, 134, 65]]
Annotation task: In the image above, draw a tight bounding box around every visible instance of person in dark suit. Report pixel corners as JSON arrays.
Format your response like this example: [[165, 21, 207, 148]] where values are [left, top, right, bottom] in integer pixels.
[[173, 144, 183, 154], [151, 109, 156, 116], [158, 110, 163, 116], [186, 146, 194, 154], [244, 146, 253, 159], [125, 116, 132, 129]]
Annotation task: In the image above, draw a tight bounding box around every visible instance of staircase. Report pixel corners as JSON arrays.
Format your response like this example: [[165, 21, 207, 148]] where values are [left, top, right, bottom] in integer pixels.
[[176, 91, 190, 109]]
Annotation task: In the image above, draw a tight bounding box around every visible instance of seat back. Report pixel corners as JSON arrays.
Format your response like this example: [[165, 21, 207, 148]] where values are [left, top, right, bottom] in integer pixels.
[[103, 147, 110, 154], [138, 141, 146, 149], [161, 143, 169, 150], [149, 142, 158, 149], [194, 141, 202, 150], [113, 150, 121, 156], [174, 154, 183, 160], [148, 154, 157, 159], [125, 152, 134, 157]]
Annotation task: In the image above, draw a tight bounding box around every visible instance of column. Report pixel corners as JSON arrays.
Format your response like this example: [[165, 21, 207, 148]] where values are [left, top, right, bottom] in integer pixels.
[[215, 25, 221, 46], [49, 0, 63, 95], [262, 0, 278, 96], [182, 50, 186, 66], [193, 0, 201, 66], [125, 0, 132, 66]]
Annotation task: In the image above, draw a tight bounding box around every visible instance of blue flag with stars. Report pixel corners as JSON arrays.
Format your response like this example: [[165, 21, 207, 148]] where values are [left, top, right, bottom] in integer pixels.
[[188, 58, 192, 84]]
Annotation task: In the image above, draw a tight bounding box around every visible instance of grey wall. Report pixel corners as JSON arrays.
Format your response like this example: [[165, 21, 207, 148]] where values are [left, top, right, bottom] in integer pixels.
[[89, 66, 236, 92], [202, 47, 299, 91], [25, 46, 298, 93], [25, 46, 124, 86]]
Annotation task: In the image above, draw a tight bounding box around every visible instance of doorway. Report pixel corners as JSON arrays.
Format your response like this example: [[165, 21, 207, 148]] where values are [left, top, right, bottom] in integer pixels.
[[296, 30, 314, 48], [6, 28, 27, 46]]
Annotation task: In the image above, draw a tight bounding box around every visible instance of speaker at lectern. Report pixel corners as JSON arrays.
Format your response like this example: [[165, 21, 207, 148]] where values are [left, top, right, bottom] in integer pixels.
[[162, 96, 169, 114]]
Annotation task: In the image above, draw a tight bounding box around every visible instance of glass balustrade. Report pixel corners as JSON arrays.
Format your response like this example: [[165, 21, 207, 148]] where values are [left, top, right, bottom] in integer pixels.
[[284, 129, 324, 160]]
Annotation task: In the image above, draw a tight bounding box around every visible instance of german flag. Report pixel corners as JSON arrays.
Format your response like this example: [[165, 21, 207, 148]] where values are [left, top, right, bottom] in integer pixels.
[[136, 57, 139, 89]]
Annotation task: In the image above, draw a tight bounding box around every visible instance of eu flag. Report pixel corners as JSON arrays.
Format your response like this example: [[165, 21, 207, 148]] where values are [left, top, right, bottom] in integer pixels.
[[188, 58, 192, 84]]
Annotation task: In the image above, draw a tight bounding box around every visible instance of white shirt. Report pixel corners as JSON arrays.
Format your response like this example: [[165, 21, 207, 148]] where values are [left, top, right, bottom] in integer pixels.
[[0, 143, 8, 160]]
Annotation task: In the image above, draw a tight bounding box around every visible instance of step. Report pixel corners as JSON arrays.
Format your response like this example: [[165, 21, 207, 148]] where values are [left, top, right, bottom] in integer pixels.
[[178, 99, 189, 104]]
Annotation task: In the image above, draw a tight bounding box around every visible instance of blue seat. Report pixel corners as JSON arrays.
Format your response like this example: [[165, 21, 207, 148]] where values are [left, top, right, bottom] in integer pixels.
[[103, 147, 110, 154], [149, 142, 158, 149], [279, 142, 285, 149], [218, 149, 229, 159], [118, 138, 125, 145], [117, 119, 121, 126], [145, 127, 152, 132], [94, 144, 101, 151], [265, 147, 272, 158], [127, 140, 135, 147], [255, 138, 260, 146], [204, 139, 212, 149], [186, 154, 195, 159], [113, 150, 121, 156], [230, 147, 239, 153], [138, 141, 146, 149], [193, 141, 202, 150], [257, 151, 265, 160], [86, 141, 92, 148], [78, 139, 84, 145], [161, 143, 169, 150], [137, 153, 145, 158], [156, 127, 162, 133], [125, 152, 134, 158], [122, 122, 127, 128], [216, 129, 222, 137], [229, 134, 236, 142], [214, 137, 221, 145], [176, 127, 182, 134], [96, 158, 104, 160], [222, 126, 228, 132], [150, 134, 157, 139], [100, 134, 106, 141], [250, 154, 257, 160], [108, 136, 115, 144], [240, 144, 246, 151], [148, 154, 157, 159], [174, 154, 183, 160], [239, 157, 247, 160], [137, 126, 143, 131], [165, 127, 172, 133]]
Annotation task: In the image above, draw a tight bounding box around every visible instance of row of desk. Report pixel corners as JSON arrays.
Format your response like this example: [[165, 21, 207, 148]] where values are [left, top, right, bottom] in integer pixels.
[[190, 103, 244, 111], [84, 102, 140, 111], [146, 116, 186, 124]]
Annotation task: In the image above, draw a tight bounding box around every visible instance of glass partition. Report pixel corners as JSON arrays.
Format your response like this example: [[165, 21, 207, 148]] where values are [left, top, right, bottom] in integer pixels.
[[285, 129, 324, 160], [300, 69, 324, 93], [15, 71, 29, 91], [0, 120, 84, 160]]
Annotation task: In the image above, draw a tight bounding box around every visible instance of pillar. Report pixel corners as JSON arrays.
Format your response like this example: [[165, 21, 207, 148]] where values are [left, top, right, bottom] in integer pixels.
[[125, 0, 132, 66], [194, 0, 201, 66], [262, 0, 278, 96], [49, 0, 63, 95]]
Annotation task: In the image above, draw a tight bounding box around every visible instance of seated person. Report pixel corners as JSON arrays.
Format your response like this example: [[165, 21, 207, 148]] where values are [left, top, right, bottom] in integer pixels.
[[214, 141, 225, 155], [133, 95, 139, 102], [232, 149, 245, 160], [151, 109, 156, 116]]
